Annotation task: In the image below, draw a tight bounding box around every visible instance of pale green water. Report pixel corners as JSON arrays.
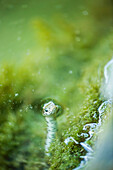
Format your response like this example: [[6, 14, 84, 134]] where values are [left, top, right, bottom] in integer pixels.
[[0, 0, 113, 169], [0, 0, 112, 109], [0, 0, 112, 62]]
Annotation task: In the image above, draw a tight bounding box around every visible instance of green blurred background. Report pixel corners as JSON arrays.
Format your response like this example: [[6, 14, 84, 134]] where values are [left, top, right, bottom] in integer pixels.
[[0, 0, 113, 169]]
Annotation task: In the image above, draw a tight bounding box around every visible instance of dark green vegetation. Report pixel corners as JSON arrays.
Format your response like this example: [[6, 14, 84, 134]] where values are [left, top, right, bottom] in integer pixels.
[[49, 75, 106, 169], [0, 0, 113, 169]]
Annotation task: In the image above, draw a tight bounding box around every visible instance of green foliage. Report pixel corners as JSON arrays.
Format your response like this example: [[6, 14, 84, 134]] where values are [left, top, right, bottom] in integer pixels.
[[49, 77, 103, 169], [0, 64, 46, 169], [47, 29, 113, 169], [0, 0, 113, 169], [0, 57, 110, 169]]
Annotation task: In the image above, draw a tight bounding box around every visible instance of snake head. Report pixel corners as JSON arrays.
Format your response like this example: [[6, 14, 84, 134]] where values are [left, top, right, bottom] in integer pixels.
[[42, 101, 60, 117]]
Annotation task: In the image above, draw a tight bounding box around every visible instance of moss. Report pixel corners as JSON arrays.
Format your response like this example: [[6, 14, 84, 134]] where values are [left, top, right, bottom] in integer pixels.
[[48, 76, 103, 169], [0, 61, 105, 170], [0, 64, 46, 169], [0, 30, 113, 170], [48, 31, 113, 169], [49, 75, 112, 169], [0, 0, 113, 169]]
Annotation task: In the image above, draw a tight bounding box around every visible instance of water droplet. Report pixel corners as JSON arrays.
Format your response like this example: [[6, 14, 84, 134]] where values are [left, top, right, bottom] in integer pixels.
[[29, 105, 33, 109], [69, 70, 73, 74], [66, 108, 69, 111], [17, 37, 21, 41], [26, 49, 30, 56], [15, 93, 18, 97], [26, 52, 30, 55], [63, 87, 66, 93], [8, 100, 12, 103], [82, 10, 88, 16], [32, 89, 35, 92], [9, 122, 12, 126], [94, 101, 97, 104]]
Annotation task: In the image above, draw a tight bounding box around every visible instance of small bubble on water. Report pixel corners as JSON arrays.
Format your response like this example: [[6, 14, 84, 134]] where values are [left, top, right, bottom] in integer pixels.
[[94, 101, 97, 104], [69, 70, 73, 74], [26, 49, 30, 56], [63, 87, 66, 93], [29, 105, 33, 109], [17, 37, 21, 41], [26, 51, 30, 55], [15, 93, 18, 97], [32, 89, 35, 92], [9, 122, 12, 126], [8, 100, 12, 103], [82, 10, 88, 16], [66, 108, 70, 111]]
